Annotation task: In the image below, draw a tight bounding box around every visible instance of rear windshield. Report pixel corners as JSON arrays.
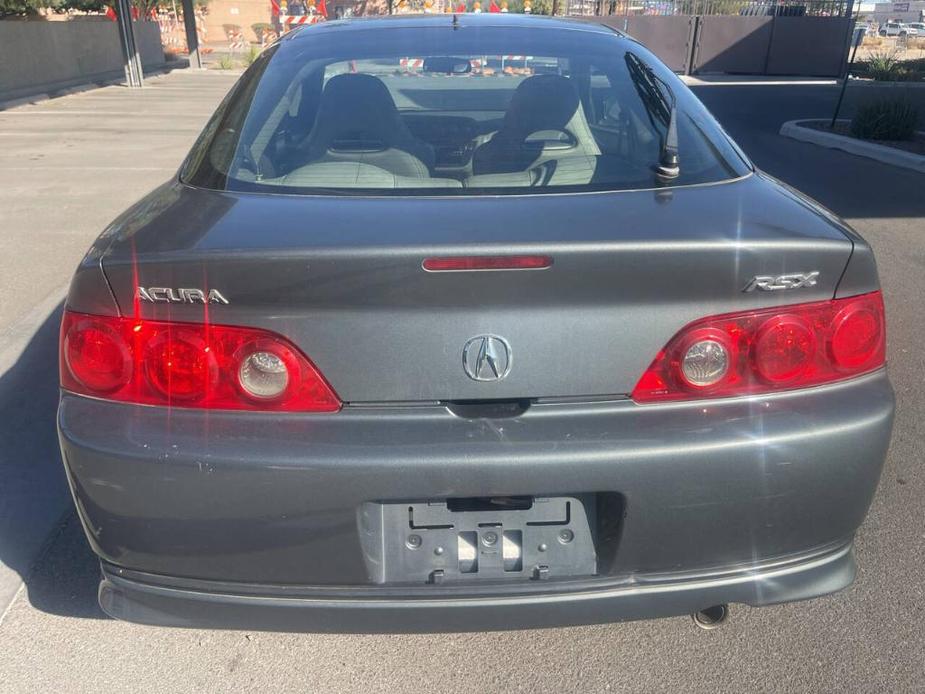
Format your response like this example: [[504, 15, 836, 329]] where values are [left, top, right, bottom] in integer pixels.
[[183, 22, 750, 195]]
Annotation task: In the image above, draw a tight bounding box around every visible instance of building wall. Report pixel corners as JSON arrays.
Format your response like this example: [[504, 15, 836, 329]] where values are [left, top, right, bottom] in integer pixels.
[[200, 0, 390, 44], [0, 19, 166, 104], [871, 1, 925, 23], [201, 0, 271, 44]]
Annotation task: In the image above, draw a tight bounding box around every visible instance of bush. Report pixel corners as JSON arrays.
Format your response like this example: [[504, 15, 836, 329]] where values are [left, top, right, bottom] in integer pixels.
[[0, 0, 55, 16], [864, 50, 906, 81], [855, 51, 925, 82], [850, 98, 919, 141], [216, 54, 236, 70], [242, 44, 261, 67]]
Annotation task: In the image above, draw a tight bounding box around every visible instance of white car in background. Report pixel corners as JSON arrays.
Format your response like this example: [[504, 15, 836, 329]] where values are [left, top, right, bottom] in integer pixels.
[[880, 21, 918, 36]]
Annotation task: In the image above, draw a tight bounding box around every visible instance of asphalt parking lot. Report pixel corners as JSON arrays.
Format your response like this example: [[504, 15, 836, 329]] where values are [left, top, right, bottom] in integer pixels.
[[0, 70, 923, 693]]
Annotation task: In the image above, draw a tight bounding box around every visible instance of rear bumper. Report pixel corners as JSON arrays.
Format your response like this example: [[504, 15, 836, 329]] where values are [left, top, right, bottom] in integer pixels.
[[59, 370, 894, 630], [98, 541, 856, 632]]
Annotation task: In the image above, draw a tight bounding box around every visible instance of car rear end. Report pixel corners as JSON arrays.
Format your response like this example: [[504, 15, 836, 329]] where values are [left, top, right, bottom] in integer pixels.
[[57, 16, 894, 632]]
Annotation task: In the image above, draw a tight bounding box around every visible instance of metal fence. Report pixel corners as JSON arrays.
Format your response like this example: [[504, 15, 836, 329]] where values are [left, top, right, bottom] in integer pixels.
[[567, 0, 854, 17]]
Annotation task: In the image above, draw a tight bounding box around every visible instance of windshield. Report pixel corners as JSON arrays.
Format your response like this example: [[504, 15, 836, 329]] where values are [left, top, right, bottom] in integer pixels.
[[182, 21, 750, 195]]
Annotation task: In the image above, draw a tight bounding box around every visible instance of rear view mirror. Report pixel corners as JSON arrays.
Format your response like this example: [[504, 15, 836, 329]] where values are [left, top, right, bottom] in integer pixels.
[[422, 57, 472, 75]]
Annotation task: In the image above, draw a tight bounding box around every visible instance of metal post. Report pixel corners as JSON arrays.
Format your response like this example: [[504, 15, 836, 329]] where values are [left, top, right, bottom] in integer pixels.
[[831, 23, 865, 128], [181, 0, 203, 69], [115, 0, 143, 87]]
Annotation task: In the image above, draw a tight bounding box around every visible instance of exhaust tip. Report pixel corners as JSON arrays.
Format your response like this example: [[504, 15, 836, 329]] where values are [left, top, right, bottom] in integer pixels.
[[692, 604, 729, 630]]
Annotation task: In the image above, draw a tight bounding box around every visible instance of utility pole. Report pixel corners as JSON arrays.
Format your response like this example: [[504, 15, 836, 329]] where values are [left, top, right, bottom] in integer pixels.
[[115, 0, 144, 87], [181, 0, 203, 69]]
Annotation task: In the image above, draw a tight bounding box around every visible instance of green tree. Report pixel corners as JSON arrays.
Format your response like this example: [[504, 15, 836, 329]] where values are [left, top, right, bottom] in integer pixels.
[[63, 0, 106, 11], [0, 0, 62, 17]]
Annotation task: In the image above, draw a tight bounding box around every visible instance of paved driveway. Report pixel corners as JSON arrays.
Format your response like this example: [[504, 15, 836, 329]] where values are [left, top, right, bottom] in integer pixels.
[[0, 72, 923, 693]]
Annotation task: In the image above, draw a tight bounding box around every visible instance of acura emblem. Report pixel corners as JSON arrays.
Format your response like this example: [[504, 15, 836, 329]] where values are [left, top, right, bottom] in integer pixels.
[[463, 335, 512, 382]]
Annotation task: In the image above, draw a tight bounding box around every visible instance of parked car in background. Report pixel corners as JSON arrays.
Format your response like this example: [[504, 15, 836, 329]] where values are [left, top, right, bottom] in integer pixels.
[[58, 14, 894, 633], [880, 21, 918, 36], [907, 21, 925, 33]]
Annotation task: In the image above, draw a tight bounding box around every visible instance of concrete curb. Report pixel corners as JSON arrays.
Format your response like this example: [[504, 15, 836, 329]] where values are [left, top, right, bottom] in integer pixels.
[[780, 119, 925, 174], [846, 79, 925, 90], [683, 76, 837, 86]]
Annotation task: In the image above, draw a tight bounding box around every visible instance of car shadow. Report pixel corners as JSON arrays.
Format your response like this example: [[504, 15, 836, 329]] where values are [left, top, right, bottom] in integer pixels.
[[0, 303, 106, 620]]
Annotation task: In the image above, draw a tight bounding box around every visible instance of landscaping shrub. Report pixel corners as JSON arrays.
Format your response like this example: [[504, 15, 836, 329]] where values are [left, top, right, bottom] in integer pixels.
[[850, 98, 919, 141], [216, 54, 236, 70], [243, 45, 261, 67], [865, 50, 906, 81], [855, 51, 925, 82]]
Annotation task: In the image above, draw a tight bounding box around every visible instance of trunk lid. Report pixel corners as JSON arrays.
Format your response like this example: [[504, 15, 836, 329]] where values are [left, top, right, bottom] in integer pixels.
[[100, 174, 854, 402]]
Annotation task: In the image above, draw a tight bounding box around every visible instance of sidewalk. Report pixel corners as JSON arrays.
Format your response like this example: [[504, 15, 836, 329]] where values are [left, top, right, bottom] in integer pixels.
[[0, 69, 237, 617]]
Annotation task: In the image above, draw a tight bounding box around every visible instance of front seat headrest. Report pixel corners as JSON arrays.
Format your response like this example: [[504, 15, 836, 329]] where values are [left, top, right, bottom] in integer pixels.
[[472, 74, 600, 176], [301, 73, 435, 177], [501, 74, 582, 140]]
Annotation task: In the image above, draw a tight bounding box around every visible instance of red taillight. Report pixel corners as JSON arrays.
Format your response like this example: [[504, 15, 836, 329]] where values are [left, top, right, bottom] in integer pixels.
[[632, 291, 886, 403], [422, 255, 552, 272], [830, 304, 882, 368], [63, 318, 132, 393], [753, 316, 816, 385], [60, 312, 341, 412]]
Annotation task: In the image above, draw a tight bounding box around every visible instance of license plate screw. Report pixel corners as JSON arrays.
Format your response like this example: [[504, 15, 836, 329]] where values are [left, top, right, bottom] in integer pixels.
[[558, 528, 574, 544], [434, 545, 445, 556], [482, 531, 499, 547], [538, 543, 548, 552], [406, 534, 422, 550]]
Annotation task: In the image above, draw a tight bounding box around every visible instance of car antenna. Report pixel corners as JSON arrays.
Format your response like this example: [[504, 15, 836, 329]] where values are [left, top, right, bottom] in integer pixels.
[[452, 13, 459, 29], [654, 94, 679, 182], [625, 52, 680, 183]]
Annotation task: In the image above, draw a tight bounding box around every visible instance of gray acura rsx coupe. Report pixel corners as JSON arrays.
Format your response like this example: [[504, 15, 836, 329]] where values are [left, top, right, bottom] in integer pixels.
[[58, 14, 894, 632]]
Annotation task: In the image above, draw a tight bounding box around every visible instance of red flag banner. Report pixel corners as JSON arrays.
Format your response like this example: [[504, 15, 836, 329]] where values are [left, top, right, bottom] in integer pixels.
[[104, 5, 117, 20], [317, 0, 328, 16], [488, 0, 500, 10]]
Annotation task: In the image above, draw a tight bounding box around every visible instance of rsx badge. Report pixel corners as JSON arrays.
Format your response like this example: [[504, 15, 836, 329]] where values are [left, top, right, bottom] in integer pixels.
[[137, 287, 230, 304], [744, 272, 819, 292]]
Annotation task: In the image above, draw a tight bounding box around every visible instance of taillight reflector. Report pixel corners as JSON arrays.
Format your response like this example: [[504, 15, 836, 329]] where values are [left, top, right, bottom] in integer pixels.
[[422, 255, 552, 272], [60, 311, 341, 412], [632, 291, 886, 403]]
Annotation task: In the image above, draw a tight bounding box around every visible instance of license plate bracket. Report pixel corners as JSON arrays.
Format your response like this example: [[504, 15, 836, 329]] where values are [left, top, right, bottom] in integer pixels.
[[371, 495, 597, 585]]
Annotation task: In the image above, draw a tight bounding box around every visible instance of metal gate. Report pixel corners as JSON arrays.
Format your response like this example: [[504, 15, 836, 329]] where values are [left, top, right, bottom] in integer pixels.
[[570, 0, 855, 78], [594, 15, 698, 73]]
